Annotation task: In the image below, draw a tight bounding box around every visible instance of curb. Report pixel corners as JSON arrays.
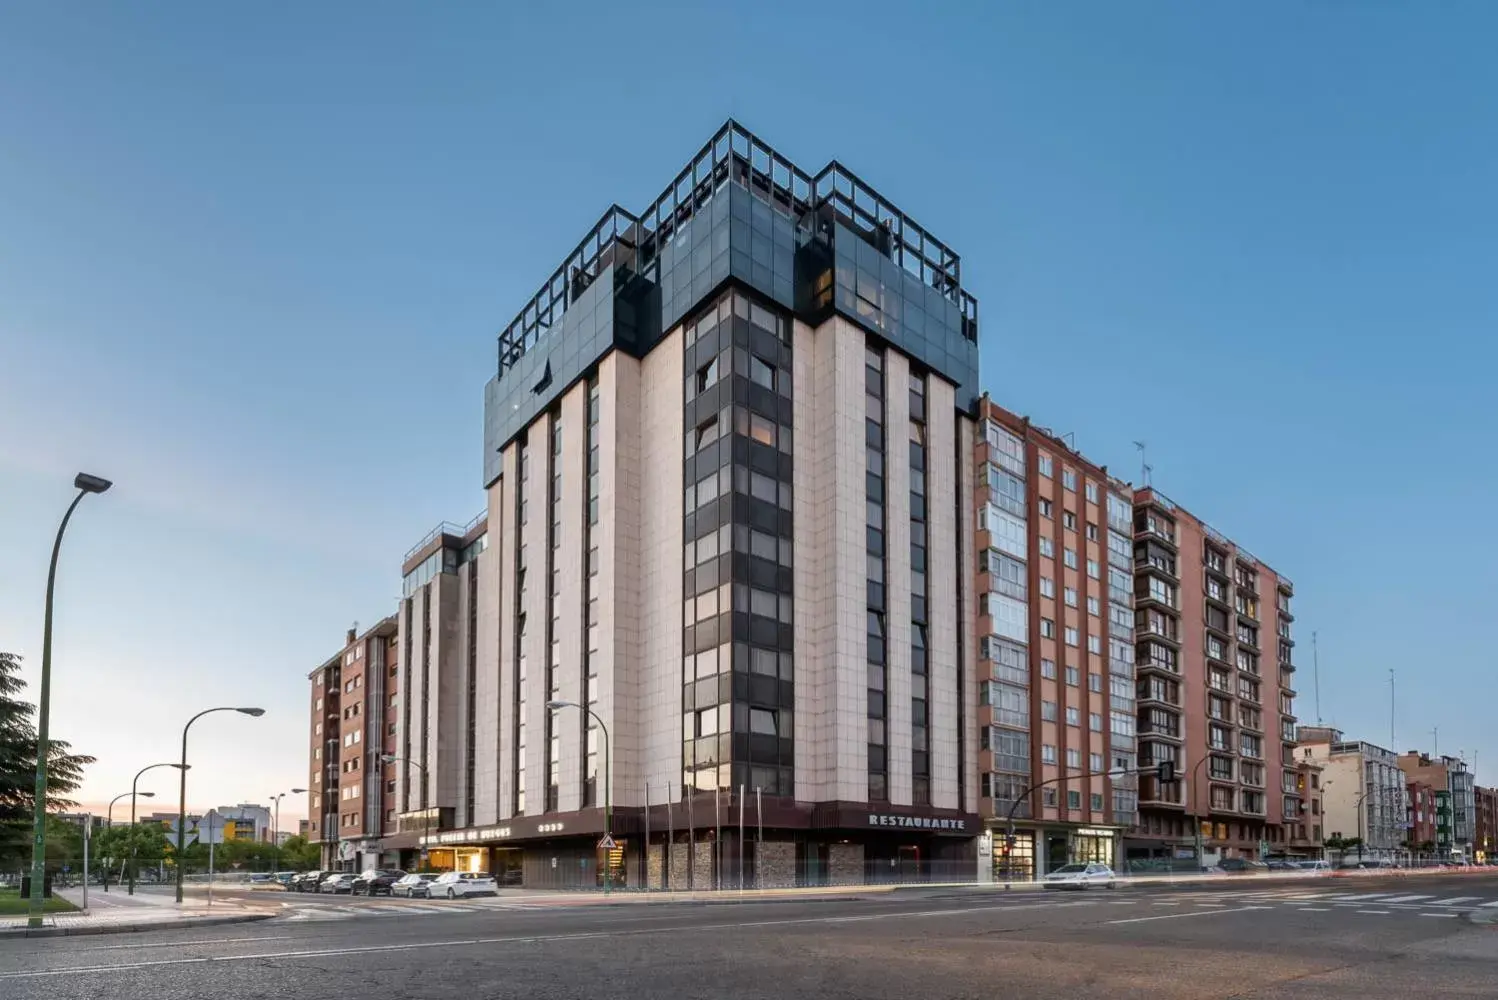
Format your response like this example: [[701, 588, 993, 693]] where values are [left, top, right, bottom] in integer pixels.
[[3, 911, 276, 939]]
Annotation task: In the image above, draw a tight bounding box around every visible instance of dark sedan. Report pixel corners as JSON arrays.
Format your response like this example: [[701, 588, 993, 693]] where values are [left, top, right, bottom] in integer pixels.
[[351, 869, 407, 896], [291, 871, 331, 893]]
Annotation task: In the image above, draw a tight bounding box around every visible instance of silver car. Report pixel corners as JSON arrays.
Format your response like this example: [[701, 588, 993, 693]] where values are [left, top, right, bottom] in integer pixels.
[[1043, 863, 1118, 890]]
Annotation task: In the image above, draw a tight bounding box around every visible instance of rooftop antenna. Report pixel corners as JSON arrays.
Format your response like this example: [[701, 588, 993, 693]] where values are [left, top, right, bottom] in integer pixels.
[[1133, 441, 1148, 485], [1312, 631, 1322, 725], [1062, 432, 1076, 450]]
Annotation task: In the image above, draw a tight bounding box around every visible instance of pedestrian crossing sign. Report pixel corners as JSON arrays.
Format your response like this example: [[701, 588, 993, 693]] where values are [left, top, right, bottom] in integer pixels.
[[597, 834, 617, 850]]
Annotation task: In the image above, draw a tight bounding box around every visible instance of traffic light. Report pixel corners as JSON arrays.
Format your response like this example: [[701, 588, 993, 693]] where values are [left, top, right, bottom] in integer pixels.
[[1157, 761, 1176, 784]]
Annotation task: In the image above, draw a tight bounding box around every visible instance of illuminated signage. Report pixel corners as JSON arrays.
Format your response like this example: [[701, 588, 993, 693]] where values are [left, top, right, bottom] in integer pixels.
[[867, 814, 967, 831]]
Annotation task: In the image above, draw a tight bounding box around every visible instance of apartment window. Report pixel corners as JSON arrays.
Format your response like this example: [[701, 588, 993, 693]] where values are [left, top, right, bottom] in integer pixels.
[[1065, 706, 1080, 726], [1039, 498, 1053, 518], [1236, 648, 1259, 675], [1063, 510, 1077, 531], [1089, 752, 1103, 771], [1238, 676, 1260, 702], [1063, 627, 1079, 647], [1064, 548, 1078, 569], [1063, 586, 1078, 607], [1207, 666, 1230, 692], [1209, 724, 1231, 750], [1088, 672, 1102, 693], [1087, 595, 1100, 616], [1064, 665, 1079, 686], [1089, 713, 1102, 732], [1085, 483, 1099, 503], [1067, 790, 1082, 809], [1208, 756, 1234, 780], [1041, 618, 1055, 639], [1039, 577, 1055, 599], [1042, 787, 1057, 806], [1062, 469, 1077, 491], [1087, 635, 1101, 654], [1086, 523, 1098, 541], [1041, 744, 1057, 764], [1208, 695, 1231, 721], [1041, 700, 1058, 722], [1039, 537, 1055, 559], [1066, 748, 1081, 769], [1038, 455, 1053, 477], [1241, 734, 1263, 759], [1040, 658, 1056, 679]]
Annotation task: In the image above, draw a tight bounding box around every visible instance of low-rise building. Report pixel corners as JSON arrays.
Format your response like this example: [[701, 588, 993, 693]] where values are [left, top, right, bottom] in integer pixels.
[[1406, 780, 1439, 856], [1476, 785, 1497, 864], [1399, 752, 1475, 860], [1299, 727, 1403, 860]]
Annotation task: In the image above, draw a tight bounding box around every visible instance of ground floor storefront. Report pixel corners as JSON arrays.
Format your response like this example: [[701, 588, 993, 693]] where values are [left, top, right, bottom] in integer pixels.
[[980, 824, 1123, 880], [414, 799, 981, 890]]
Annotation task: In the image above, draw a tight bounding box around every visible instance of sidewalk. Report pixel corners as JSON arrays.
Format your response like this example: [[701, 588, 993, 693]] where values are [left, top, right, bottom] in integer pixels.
[[0, 885, 277, 939]]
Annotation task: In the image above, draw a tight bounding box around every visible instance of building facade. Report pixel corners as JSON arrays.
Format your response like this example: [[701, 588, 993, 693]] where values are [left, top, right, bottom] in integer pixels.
[[1399, 751, 1476, 860], [975, 402, 1137, 878], [1406, 780, 1438, 854], [307, 617, 400, 871], [384, 121, 984, 888], [1476, 785, 1497, 864], [1301, 728, 1404, 859], [1125, 489, 1298, 866]]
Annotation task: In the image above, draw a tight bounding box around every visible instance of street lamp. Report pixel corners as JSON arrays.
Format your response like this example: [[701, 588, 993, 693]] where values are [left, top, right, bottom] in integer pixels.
[[27, 471, 111, 928], [103, 790, 153, 894], [268, 790, 307, 869], [547, 699, 612, 893], [1186, 754, 1214, 868], [131, 763, 188, 895], [176, 707, 265, 902], [382, 755, 431, 870]]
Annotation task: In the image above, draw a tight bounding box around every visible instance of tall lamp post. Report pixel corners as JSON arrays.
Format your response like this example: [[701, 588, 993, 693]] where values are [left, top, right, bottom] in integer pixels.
[[382, 755, 431, 870], [130, 762, 188, 894], [268, 790, 307, 869], [547, 700, 612, 893], [1185, 754, 1214, 868], [176, 707, 265, 902], [27, 471, 112, 928], [104, 791, 153, 893]]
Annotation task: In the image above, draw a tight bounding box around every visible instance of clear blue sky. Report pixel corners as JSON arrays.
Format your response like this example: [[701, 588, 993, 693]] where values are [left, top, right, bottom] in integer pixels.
[[3, 2, 1495, 822]]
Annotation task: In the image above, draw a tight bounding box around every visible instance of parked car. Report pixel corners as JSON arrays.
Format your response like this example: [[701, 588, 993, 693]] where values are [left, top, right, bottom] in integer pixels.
[[429, 871, 500, 899], [1042, 863, 1117, 890], [351, 869, 407, 896], [273, 871, 298, 887], [318, 873, 358, 894], [290, 871, 328, 892], [1218, 858, 1270, 874], [391, 873, 439, 898], [1294, 860, 1332, 873]]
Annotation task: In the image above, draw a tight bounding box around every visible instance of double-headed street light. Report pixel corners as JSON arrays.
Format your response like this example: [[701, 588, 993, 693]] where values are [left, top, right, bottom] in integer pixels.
[[103, 790, 153, 893], [130, 763, 188, 894], [547, 700, 613, 893], [27, 472, 111, 928], [175, 707, 265, 902], [268, 790, 307, 868]]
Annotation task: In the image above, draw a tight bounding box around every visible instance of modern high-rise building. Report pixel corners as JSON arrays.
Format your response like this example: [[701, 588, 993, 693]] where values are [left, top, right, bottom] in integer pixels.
[[307, 617, 400, 871], [384, 121, 984, 887], [975, 401, 1137, 877], [1125, 489, 1299, 864]]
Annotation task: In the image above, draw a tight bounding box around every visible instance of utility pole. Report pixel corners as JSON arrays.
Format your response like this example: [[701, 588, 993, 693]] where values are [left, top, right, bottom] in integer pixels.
[[1389, 669, 1395, 750]]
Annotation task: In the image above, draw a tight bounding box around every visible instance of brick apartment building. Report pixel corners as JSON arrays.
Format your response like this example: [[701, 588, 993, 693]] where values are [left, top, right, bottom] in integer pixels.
[[1476, 786, 1497, 863], [975, 400, 1138, 878], [307, 616, 400, 871], [1124, 488, 1300, 865], [1407, 780, 1439, 853]]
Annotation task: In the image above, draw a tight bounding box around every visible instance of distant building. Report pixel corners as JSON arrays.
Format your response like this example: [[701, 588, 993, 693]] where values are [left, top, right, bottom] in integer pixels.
[[1299, 727, 1403, 859], [1476, 786, 1497, 864], [1399, 752, 1476, 859]]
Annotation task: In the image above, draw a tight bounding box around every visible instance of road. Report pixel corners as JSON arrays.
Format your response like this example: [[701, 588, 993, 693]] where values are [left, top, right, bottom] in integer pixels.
[[4, 874, 1497, 999]]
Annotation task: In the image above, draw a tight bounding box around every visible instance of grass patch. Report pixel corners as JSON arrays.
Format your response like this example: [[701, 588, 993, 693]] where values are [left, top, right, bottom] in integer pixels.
[[0, 886, 79, 915]]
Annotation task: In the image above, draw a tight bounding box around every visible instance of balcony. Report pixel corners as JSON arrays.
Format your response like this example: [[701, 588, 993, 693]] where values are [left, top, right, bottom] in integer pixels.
[[1136, 655, 1179, 678], [1137, 686, 1181, 709], [1138, 776, 1185, 808], [1136, 617, 1181, 646], [1135, 515, 1177, 550], [1139, 721, 1184, 743]]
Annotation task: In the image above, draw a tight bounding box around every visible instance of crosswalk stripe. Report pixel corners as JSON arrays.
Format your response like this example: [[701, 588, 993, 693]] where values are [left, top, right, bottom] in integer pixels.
[[1427, 897, 1481, 906], [1329, 893, 1394, 901], [1377, 894, 1433, 903], [1481, 900, 1498, 908]]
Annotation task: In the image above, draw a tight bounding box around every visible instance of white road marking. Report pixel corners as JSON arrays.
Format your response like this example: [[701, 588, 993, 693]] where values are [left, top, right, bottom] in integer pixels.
[[1107, 905, 1271, 925], [1378, 894, 1433, 904], [1108, 902, 1136, 906], [0, 899, 1095, 980], [1419, 913, 1460, 919], [1427, 897, 1481, 906], [1332, 893, 1394, 902], [1298, 907, 1331, 912], [1355, 910, 1391, 915], [1481, 900, 1498, 908], [1149, 902, 1180, 907], [52, 935, 297, 953]]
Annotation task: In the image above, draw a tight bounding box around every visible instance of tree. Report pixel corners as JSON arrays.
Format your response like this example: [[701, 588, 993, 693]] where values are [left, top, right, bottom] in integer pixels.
[[93, 823, 170, 883], [0, 651, 95, 870], [279, 835, 320, 870]]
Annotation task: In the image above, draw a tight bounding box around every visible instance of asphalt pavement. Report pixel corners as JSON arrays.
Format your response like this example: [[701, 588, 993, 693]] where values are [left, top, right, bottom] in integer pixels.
[[3, 874, 1496, 999]]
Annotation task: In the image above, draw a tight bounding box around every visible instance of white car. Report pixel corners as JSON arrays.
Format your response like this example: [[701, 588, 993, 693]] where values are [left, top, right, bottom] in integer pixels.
[[429, 871, 499, 899], [1043, 863, 1118, 890]]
